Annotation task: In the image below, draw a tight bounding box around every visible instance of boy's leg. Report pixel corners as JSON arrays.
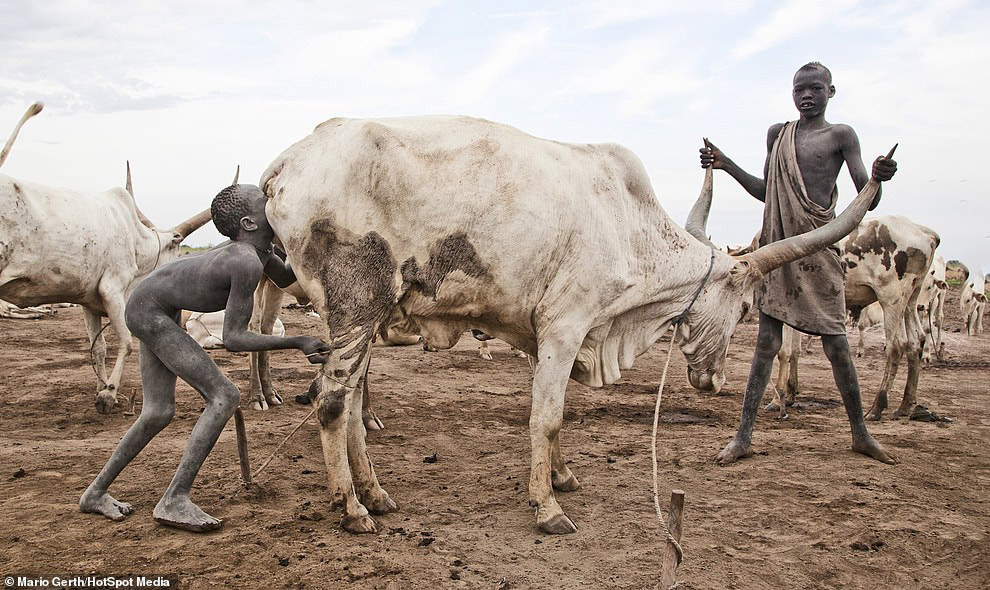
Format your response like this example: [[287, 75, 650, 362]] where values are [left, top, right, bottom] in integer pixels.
[[820, 334, 897, 464], [80, 341, 178, 521], [139, 321, 241, 532], [716, 312, 784, 465]]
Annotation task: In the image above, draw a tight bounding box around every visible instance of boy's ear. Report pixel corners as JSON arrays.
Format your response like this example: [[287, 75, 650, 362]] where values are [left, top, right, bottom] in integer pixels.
[[239, 215, 259, 233], [828, 84, 835, 98]]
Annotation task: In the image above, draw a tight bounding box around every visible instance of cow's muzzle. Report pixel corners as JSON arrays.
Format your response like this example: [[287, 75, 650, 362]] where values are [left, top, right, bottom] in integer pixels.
[[687, 367, 725, 393]]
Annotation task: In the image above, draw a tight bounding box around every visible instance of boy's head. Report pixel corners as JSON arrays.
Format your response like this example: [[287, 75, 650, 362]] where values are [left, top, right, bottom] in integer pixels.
[[792, 62, 835, 118], [211, 184, 269, 239]]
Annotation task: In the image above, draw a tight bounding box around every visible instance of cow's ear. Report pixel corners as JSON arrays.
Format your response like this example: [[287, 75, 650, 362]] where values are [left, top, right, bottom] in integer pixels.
[[729, 259, 760, 288]]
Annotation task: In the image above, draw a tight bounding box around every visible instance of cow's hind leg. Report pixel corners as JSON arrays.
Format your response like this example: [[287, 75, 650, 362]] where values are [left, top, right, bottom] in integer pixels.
[[83, 308, 109, 390], [305, 228, 398, 534], [95, 282, 133, 414], [894, 291, 924, 417], [865, 300, 908, 421], [250, 278, 284, 411], [550, 435, 579, 492]]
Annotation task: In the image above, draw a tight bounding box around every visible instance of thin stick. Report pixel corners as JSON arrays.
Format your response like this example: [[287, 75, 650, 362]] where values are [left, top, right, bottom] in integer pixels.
[[251, 407, 316, 481], [660, 490, 686, 589], [234, 407, 251, 486]]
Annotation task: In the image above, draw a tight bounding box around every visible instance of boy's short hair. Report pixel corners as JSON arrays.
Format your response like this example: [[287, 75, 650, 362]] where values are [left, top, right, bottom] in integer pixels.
[[211, 185, 249, 238], [797, 61, 832, 85]]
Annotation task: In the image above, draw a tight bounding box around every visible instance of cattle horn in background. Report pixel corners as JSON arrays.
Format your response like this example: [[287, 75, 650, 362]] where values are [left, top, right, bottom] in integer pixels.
[[685, 146, 715, 248], [0, 101, 44, 168], [232, 164, 240, 186], [741, 144, 898, 276], [172, 208, 213, 239], [125, 160, 156, 229]]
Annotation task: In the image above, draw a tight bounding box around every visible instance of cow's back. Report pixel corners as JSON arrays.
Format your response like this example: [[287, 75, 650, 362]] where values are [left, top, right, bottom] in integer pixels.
[[842, 215, 940, 308], [263, 116, 676, 344], [0, 174, 141, 306]]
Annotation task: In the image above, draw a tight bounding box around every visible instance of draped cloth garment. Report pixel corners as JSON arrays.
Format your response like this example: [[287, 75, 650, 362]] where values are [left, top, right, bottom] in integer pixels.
[[754, 121, 846, 335]]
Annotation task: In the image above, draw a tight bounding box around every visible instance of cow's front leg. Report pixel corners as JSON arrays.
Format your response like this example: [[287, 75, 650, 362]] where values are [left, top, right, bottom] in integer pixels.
[[529, 337, 580, 534], [250, 279, 285, 411]]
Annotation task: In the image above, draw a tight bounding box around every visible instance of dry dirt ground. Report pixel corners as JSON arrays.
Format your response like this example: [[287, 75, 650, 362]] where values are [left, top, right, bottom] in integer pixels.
[[1, 286, 988, 589]]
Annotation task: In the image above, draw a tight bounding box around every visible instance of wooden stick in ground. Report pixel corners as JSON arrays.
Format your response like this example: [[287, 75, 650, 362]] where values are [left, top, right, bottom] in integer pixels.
[[234, 407, 251, 486], [660, 489, 685, 589]]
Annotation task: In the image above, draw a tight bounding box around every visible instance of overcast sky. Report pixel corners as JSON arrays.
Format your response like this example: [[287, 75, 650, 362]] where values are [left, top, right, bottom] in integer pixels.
[[2, 0, 987, 274]]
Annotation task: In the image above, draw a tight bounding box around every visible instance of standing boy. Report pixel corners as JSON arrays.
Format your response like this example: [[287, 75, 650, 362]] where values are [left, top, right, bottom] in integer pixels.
[[80, 184, 329, 531], [701, 62, 898, 465]]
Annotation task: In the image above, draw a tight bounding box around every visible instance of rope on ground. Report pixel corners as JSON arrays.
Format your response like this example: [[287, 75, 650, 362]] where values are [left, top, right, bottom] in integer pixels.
[[652, 328, 684, 569], [251, 407, 316, 481]]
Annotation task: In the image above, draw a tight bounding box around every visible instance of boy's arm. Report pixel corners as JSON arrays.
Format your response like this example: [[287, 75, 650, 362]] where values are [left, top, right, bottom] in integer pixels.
[[222, 257, 328, 363], [699, 124, 783, 203], [838, 125, 897, 211], [263, 246, 297, 289]]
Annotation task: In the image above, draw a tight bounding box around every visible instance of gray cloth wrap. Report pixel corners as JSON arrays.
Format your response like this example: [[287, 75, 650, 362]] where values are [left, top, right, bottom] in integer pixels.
[[754, 121, 846, 336]]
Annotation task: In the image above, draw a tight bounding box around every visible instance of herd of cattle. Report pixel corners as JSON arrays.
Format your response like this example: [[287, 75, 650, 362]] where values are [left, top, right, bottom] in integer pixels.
[[0, 103, 983, 534]]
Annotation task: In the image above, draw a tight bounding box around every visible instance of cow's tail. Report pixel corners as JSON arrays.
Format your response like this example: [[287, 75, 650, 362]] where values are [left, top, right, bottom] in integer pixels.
[[0, 102, 43, 169]]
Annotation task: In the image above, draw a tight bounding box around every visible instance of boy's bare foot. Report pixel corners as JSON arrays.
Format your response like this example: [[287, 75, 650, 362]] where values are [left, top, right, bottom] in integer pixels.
[[153, 495, 222, 532], [852, 436, 897, 464], [715, 439, 754, 465], [79, 488, 134, 521]]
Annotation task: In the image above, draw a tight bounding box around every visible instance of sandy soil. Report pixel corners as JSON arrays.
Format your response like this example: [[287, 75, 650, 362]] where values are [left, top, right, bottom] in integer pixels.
[[1, 285, 988, 589]]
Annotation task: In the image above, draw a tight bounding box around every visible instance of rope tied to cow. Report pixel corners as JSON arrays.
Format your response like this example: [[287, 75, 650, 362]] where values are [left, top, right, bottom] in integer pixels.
[[652, 329, 684, 571], [650, 249, 714, 578]]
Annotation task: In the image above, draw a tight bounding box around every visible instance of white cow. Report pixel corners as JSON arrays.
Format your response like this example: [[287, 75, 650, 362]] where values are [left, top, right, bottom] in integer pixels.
[[0, 103, 212, 413], [960, 271, 985, 336], [182, 309, 285, 349], [260, 115, 887, 534], [918, 253, 947, 362], [770, 216, 939, 421]]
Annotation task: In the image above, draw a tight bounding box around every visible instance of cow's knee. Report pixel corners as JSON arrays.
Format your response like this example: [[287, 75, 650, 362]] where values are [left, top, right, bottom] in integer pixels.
[[317, 382, 348, 427]]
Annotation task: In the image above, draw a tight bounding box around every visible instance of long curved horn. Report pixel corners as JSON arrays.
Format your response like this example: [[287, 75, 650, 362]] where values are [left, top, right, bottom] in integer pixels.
[[0, 102, 43, 168], [172, 208, 213, 239], [125, 161, 157, 229], [685, 162, 715, 247], [742, 145, 897, 275], [232, 164, 240, 185]]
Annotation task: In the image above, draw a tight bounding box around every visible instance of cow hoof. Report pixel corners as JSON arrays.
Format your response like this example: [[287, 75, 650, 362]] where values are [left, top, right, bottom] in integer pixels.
[[365, 494, 398, 515], [252, 397, 269, 411], [865, 411, 882, 421], [538, 514, 578, 535], [764, 401, 781, 413], [364, 413, 384, 431], [551, 472, 580, 492], [479, 350, 494, 361], [95, 389, 117, 414], [341, 513, 378, 534], [266, 389, 283, 407]]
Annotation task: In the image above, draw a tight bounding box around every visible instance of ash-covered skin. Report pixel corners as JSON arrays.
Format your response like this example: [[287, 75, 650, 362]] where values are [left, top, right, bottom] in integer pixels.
[[79, 184, 329, 532], [700, 62, 898, 466]]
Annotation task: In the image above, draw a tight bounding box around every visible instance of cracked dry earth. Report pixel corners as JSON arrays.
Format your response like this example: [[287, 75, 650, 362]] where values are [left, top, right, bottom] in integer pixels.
[[1, 284, 987, 589]]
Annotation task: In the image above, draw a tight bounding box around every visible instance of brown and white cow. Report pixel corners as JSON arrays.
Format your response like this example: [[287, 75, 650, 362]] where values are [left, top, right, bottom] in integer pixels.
[[0, 103, 212, 412], [258, 115, 889, 535], [769, 216, 939, 421]]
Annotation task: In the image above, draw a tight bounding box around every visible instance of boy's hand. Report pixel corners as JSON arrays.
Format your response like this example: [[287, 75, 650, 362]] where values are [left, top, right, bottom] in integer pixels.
[[699, 138, 726, 169], [871, 155, 897, 182], [300, 337, 331, 364]]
